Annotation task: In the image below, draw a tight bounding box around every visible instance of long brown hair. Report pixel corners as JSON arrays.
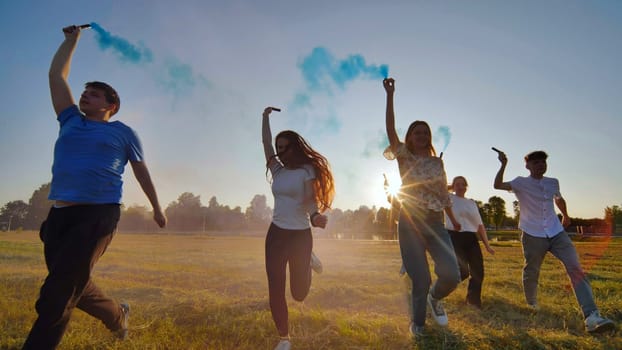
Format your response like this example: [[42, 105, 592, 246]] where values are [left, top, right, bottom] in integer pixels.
[[404, 120, 437, 156], [275, 130, 335, 212]]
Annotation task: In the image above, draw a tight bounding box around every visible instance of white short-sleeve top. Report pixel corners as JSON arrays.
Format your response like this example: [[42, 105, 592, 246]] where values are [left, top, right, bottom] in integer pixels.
[[270, 162, 316, 230]]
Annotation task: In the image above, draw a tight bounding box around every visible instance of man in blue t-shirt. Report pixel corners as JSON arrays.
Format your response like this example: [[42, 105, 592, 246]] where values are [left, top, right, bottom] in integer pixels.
[[23, 24, 167, 349], [493, 149, 614, 334]]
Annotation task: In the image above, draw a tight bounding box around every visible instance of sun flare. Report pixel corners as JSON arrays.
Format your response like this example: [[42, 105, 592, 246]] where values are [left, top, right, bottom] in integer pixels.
[[373, 171, 402, 207]]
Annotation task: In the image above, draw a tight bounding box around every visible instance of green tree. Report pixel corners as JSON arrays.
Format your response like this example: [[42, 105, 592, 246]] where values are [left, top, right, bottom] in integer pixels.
[[245, 194, 271, 229], [205, 196, 244, 231], [24, 183, 54, 230], [351, 205, 376, 239], [325, 208, 344, 239], [604, 205, 622, 234], [165, 192, 204, 232], [375, 207, 394, 240], [118, 205, 152, 232], [488, 196, 507, 230], [475, 200, 489, 227], [0, 200, 29, 231]]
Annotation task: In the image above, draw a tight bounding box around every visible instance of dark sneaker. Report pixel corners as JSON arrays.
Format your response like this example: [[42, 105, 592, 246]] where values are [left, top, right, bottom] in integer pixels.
[[409, 322, 424, 338], [114, 303, 130, 340], [427, 293, 448, 326], [585, 310, 615, 333]]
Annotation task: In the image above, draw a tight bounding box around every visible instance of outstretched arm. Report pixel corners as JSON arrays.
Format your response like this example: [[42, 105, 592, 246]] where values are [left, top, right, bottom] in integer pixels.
[[493, 150, 512, 191], [262, 107, 278, 167], [383, 78, 400, 152], [49, 25, 83, 115], [130, 161, 166, 228]]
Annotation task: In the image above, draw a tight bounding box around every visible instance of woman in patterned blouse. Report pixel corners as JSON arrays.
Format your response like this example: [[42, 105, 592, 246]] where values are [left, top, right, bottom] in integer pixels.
[[383, 78, 461, 337]]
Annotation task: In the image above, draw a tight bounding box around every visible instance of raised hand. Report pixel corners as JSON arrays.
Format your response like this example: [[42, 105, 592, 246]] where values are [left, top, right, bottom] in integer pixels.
[[61, 25, 83, 41], [383, 78, 395, 94], [311, 213, 328, 229], [492, 147, 507, 166], [263, 106, 280, 117]]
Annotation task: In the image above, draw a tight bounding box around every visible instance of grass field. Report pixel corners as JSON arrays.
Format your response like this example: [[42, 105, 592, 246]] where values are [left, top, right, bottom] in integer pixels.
[[1, 231, 620, 350]]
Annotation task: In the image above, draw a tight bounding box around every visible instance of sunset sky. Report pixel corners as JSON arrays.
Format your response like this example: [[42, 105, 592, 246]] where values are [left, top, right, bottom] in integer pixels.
[[1, 0, 621, 219]]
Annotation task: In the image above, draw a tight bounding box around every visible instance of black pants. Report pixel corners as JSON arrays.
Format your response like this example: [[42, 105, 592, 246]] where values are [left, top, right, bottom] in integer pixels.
[[265, 223, 312, 337], [23, 204, 124, 350], [448, 230, 484, 307]]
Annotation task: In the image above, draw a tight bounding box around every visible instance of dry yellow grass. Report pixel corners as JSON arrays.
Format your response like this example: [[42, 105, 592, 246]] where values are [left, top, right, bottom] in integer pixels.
[[1, 231, 620, 349]]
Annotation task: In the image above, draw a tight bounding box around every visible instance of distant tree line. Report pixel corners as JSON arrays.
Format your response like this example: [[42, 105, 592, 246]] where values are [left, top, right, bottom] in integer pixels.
[[1, 183, 621, 236]]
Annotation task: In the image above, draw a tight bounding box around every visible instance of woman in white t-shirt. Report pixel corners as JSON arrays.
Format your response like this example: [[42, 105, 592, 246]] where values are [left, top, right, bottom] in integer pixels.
[[445, 176, 495, 309], [261, 106, 335, 350]]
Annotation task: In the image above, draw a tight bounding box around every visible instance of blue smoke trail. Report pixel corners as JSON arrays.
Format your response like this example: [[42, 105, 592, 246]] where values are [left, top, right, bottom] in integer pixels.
[[88, 23, 207, 98], [89, 22, 153, 63], [299, 47, 389, 92], [157, 58, 210, 96], [435, 126, 451, 153], [363, 130, 390, 158]]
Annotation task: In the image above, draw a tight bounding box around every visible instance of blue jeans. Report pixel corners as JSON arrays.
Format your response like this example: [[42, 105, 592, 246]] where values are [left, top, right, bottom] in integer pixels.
[[521, 231, 596, 318], [399, 208, 460, 327]]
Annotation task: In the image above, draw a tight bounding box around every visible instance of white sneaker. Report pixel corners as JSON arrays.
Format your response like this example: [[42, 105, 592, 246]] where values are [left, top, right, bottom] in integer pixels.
[[274, 339, 291, 350], [114, 303, 130, 340], [585, 310, 615, 333], [310, 251, 323, 274], [427, 293, 448, 326]]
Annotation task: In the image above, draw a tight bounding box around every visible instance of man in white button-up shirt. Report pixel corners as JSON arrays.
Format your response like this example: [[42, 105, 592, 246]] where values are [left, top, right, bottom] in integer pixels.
[[493, 150, 614, 334]]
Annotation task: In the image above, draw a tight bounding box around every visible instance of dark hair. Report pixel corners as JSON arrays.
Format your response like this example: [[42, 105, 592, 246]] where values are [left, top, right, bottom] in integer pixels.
[[85, 81, 120, 116], [405, 120, 437, 156], [524, 150, 548, 162], [274, 130, 335, 212]]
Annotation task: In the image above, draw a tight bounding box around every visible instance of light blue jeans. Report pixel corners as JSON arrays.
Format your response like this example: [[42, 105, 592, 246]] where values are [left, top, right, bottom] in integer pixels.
[[521, 231, 597, 318], [399, 208, 460, 327]]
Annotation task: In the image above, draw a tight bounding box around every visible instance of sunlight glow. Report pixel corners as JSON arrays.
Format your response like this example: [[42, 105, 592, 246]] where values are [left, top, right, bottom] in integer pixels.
[[372, 171, 402, 208], [385, 180, 401, 197]]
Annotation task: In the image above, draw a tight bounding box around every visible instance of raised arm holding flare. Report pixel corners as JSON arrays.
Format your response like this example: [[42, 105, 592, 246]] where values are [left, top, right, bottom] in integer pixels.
[[382, 78, 461, 338], [23, 24, 166, 349], [261, 106, 334, 350], [492, 149, 614, 333]]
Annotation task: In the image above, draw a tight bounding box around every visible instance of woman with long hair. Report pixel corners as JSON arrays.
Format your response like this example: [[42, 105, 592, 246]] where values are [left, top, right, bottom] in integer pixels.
[[261, 106, 335, 350], [383, 78, 461, 337]]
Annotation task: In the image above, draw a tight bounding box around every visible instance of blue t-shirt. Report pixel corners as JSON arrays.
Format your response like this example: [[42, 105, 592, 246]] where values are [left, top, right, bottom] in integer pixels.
[[48, 105, 143, 204]]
